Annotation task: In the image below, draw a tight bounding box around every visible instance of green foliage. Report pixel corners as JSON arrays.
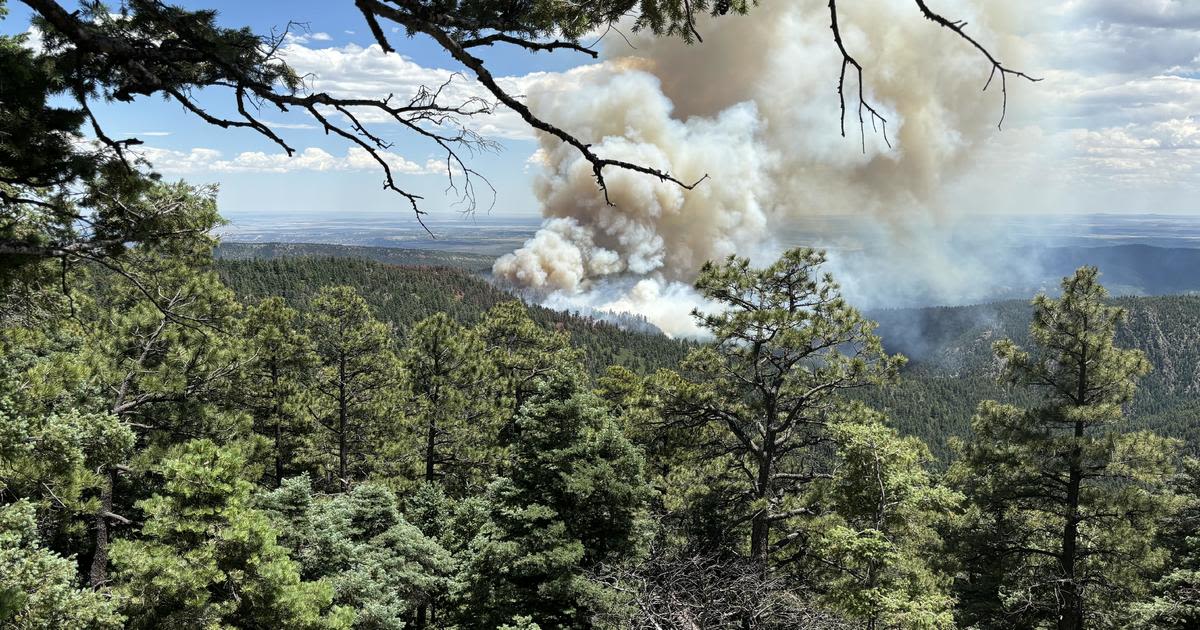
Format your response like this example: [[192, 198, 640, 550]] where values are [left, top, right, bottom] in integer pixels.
[[950, 268, 1181, 629], [0, 500, 122, 629], [110, 439, 350, 629], [1136, 458, 1200, 628], [814, 406, 958, 628], [0, 29, 90, 195], [0, 400, 134, 538], [649, 248, 904, 568], [215, 242, 497, 271], [459, 373, 648, 629], [240, 297, 317, 486], [476, 300, 584, 417], [390, 312, 500, 494], [262, 476, 455, 629], [216, 256, 694, 377], [6, 203, 1200, 630], [864, 293, 1200, 461], [302, 286, 401, 488], [632, 248, 960, 627], [0, 25, 155, 279]]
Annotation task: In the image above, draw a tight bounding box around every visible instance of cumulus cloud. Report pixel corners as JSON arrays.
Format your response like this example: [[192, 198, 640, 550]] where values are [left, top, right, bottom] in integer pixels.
[[138, 145, 437, 175], [1023, 0, 1200, 200], [76, 6, 1200, 217], [283, 31, 333, 45], [277, 41, 542, 140], [203, 0, 1186, 334], [1065, 0, 1200, 30]]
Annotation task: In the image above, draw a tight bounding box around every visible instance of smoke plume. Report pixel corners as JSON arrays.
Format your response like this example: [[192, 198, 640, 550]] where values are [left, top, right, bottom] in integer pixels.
[[494, 0, 1037, 336]]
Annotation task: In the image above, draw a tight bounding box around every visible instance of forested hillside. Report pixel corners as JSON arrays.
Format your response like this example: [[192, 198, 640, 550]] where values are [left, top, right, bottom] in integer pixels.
[[216, 242, 498, 272], [214, 252, 1200, 461], [866, 295, 1200, 458], [216, 256, 693, 377]]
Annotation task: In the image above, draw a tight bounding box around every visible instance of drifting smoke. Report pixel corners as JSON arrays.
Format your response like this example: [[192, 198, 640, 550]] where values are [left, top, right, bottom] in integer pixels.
[[494, 0, 1039, 336]]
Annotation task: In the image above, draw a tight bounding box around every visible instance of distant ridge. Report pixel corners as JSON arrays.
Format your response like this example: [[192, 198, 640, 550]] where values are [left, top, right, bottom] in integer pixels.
[[215, 241, 497, 272], [1031, 244, 1200, 296]]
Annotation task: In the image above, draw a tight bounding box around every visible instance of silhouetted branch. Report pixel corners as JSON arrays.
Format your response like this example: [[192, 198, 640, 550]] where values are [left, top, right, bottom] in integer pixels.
[[913, 0, 1042, 129]]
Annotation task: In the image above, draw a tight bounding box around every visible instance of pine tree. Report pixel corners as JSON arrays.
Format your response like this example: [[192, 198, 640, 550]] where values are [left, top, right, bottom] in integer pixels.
[[816, 404, 958, 629], [261, 477, 455, 629], [459, 372, 648, 629], [0, 500, 123, 629], [950, 267, 1180, 629], [650, 248, 903, 570], [241, 297, 316, 486], [475, 301, 581, 419], [304, 286, 400, 489], [394, 312, 500, 494], [57, 183, 246, 587], [1138, 458, 1200, 628], [0, 401, 134, 558], [109, 439, 351, 629]]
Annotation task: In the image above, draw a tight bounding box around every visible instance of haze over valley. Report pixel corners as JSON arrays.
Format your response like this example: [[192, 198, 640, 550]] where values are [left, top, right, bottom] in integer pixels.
[[218, 211, 1200, 317]]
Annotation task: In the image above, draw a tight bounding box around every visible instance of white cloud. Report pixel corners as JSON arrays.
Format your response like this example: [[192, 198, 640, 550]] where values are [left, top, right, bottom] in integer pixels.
[[259, 120, 320, 130], [278, 41, 545, 140], [1063, 116, 1200, 188], [258, 3, 1200, 208], [1007, 0, 1200, 201], [138, 145, 439, 176], [283, 31, 333, 45], [1065, 0, 1200, 30]]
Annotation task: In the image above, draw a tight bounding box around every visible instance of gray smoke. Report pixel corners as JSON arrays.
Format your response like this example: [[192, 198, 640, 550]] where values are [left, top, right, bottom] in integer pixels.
[[494, 0, 1040, 336]]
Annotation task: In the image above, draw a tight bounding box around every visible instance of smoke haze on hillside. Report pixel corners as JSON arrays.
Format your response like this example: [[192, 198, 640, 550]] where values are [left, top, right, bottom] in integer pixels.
[[492, 0, 1050, 336]]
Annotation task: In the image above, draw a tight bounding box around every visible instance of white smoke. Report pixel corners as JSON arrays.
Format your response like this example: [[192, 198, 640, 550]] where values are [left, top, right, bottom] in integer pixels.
[[494, 0, 1039, 336]]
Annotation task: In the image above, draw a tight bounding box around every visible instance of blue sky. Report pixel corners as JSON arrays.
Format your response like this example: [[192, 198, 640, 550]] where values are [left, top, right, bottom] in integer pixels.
[[4, 0, 1200, 224]]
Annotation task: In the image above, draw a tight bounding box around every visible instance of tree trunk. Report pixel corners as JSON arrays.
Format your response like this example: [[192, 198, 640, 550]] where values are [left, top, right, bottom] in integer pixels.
[[1059, 338, 1088, 630], [1059, 428, 1083, 630], [750, 440, 775, 568], [338, 353, 349, 487], [425, 417, 437, 483], [89, 467, 114, 587], [271, 359, 284, 486]]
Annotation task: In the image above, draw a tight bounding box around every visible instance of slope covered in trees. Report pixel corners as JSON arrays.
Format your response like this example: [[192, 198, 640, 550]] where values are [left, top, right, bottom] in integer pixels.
[[214, 248, 1200, 461], [216, 245, 1200, 461], [216, 242, 498, 272], [865, 295, 1200, 459], [215, 256, 694, 378]]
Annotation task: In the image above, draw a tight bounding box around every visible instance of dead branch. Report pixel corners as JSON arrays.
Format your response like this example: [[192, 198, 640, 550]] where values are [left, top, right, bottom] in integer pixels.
[[913, 0, 1042, 129]]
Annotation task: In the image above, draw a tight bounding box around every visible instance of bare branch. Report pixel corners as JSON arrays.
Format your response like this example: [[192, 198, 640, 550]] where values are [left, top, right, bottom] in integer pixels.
[[828, 0, 890, 152], [913, 0, 1042, 129], [357, 1, 708, 206], [460, 33, 599, 58], [354, 0, 395, 53]]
